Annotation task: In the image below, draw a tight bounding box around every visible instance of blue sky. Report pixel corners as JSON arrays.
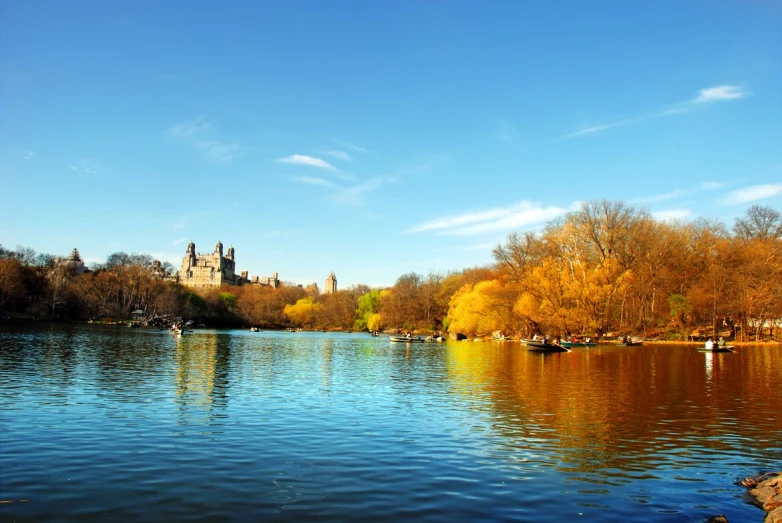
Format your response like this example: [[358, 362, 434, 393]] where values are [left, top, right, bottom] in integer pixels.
[[2, 1, 781, 288]]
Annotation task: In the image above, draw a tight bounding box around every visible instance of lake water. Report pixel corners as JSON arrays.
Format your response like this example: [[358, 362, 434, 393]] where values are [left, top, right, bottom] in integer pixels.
[[1, 325, 780, 522]]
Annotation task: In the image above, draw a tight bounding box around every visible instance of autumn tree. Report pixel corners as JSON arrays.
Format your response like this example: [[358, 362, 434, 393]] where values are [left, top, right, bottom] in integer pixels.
[[447, 279, 517, 336], [0, 257, 25, 311], [284, 297, 323, 327], [355, 289, 382, 331]]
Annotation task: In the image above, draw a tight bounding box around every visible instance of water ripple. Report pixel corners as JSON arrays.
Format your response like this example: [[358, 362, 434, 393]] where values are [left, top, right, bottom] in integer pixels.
[[1, 326, 779, 522]]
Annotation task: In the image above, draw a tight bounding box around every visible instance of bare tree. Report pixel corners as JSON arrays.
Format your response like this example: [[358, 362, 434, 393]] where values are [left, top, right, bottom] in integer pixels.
[[734, 204, 782, 242]]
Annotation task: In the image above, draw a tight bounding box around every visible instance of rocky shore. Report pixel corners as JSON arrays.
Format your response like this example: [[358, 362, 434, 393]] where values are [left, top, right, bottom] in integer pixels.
[[742, 472, 782, 523]]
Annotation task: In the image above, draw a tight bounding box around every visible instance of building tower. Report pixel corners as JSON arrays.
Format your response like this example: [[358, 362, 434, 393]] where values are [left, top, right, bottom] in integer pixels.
[[324, 271, 337, 294]]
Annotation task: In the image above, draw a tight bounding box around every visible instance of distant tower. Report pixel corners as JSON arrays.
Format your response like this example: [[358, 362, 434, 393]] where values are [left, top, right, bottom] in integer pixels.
[[324, 271, 337, 294], [226, 245, 235, 260], [214, 240, 223, 257], [183, 241, 197, 270]]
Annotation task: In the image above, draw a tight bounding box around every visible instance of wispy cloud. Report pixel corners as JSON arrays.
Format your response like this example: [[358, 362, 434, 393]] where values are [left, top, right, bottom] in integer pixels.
[[694, 85, 748, 104], [290, 167, 394, 205], [291, 176, 337, 188], [563, 84, 749, 139], [325, 149, 352, 162], [562, 119, 639, 139], [720, 183, 782, 205], [167, 115, 210, 138], [24, 150, 35, 160], [700, 181, 724, 190], [634, 181, 726, 204], [331, 176, 396, 206], [199, 141, 243, 163], [652, 208, 692, 221], [279, 154, 337, 171], [408, 200, 572, 236], [172, 237, 188, 246], [167, 116, 244, 163], [333, 139, 368, 153], [69, 158, 100, 177]]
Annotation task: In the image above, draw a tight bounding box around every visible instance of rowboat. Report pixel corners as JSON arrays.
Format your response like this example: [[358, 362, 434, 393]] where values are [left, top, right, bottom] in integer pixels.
[[699, 345, 735, 353], [616, 340, 643, 346], [559, 340, 596, 347], [389, 336, 427, 343], [525, 341, 570, 352]]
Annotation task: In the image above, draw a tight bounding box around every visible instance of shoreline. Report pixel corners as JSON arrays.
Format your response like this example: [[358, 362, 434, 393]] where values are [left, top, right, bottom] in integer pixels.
[[3, 318, 781, 346], [742, 472, 782, 523]]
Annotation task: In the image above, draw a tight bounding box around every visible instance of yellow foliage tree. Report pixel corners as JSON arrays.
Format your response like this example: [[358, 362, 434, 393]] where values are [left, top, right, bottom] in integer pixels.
[[446, 279, 517, 336], [283, 297, 322, 327], [367, 313, 383, 332]]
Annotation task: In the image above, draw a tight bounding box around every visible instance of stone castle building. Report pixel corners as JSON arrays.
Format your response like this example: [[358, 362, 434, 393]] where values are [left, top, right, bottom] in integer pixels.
[[177, 240, 279, 289], [324, 271, 337, 294]]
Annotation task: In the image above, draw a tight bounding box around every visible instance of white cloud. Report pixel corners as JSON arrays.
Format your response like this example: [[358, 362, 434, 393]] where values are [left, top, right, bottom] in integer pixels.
[[24, 150, 35, 160], [291, 176, 336, 188], [279, 154, 336, 171], [333, 139, 367, 153], [721, 183, 782, 205], [564, 84, 748, 139], [562, 119, 637, 139], [172, 237, 188, 246], [325, 149, 352, 162], [652, 209, 691, 221], [694, 85, 748, 104], [409, 200, 570, 236]]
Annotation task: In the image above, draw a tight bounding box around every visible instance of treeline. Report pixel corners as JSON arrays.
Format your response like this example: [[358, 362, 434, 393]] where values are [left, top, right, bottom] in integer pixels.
[[1, 202, 780, 341]]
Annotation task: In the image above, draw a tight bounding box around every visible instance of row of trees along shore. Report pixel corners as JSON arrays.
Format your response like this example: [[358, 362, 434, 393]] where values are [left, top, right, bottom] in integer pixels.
[[1, 201, 780, 342]]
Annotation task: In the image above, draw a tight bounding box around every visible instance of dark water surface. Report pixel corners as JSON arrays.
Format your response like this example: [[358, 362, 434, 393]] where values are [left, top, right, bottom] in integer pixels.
[[1, 325, 780, 522]]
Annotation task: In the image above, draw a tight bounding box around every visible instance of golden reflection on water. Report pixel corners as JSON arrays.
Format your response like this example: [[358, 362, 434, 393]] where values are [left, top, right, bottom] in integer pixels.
[[175, 333, 218, 412], [445, 343, 782, 473], [321, 338, 333, 389]]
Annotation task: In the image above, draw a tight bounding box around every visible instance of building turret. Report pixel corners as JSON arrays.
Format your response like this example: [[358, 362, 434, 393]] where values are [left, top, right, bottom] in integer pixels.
[[214, 240, 223, 256], [324, 271, 337, 294], [183, 241, 197, 269], [226, 245, 235, 260]]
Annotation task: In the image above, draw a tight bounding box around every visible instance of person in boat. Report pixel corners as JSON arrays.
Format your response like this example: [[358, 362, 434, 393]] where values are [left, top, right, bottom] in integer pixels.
[[585, 337, 592, 344], [705, 338, 714, 351], [406, 332, 411, 339], [542, 335, 549, 345], [623, 335, 630, 344], [532, 334, 538, 341], [717, 336, 726, 347]]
